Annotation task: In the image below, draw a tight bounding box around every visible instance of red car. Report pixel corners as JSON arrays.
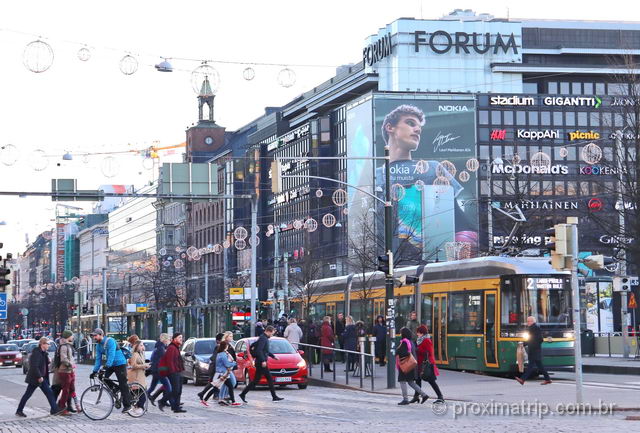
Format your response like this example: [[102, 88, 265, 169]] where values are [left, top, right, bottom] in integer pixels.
[[233, 337, 308, 389], [0, 344, 23, 368]]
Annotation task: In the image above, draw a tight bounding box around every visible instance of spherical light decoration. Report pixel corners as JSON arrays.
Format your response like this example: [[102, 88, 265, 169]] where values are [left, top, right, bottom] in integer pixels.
[[248, 235, 260, 247], [582, 143, 603, 165], [82, 154, 90, 164], [163, 260, 171, 268], [243, 66, 256, 81], [0, 144, 19, 166], [77, 47, 91, 62], [458, 171, 470, 183], [559, 147, 569, 158], [465, 158, 480, 172], [223, 239, 231, 249], [277, 68, 296, 88], [213, 244, 223, 254], [415, 160, 429, 174], [391, 183, 406, 201], [306, 218, 318, 233], [235, 239, 246, 250], [322, 213, 336, 228], [71, 276, 80, 284], [174, 259, 184, 269], [191, 63, 220, 94], [267, 224, 274, 232], [433, 176, 451, 193], [101, 156, 120, 178], [119, 54, 138, 75], [23, 40, 54, 73], [315, 189, 323, 198], [415, 179, 425, 191], [175, 246, 183, 253], [530, 151, 551, 169], [186, 246, 197, 258], [234, 226, 248, 240], [159, 247, 167, 256], [30, 149, 49, 171], [142, 157, 154, 170], [252, 224, 260, 234], [342, 208, 349, 215], [293, 220, 303, 230], [332, 189, 348, 206], [512, 154, 522, 165], [436, 160, 457, 178]]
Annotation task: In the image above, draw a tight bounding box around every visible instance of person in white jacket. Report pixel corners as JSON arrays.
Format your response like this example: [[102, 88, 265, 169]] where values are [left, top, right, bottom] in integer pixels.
[[284, 318, 304, 350]]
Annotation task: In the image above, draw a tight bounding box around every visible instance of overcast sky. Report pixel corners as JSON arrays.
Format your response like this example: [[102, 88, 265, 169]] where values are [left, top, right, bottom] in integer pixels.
[[0, 0, 638, 255]]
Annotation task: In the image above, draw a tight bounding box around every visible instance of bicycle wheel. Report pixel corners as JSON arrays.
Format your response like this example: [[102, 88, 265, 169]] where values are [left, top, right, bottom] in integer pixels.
[[127, 382, 148, 418], [81, 384, 114, 421]]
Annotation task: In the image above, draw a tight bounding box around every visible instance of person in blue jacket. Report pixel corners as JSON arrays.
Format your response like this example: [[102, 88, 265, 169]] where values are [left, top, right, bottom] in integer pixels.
[[89, 328, 132, 413], [214, 341, 240, 406]]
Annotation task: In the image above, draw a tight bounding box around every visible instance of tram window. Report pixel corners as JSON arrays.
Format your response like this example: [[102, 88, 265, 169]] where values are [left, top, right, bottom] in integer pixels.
[[501, 286, 521, 325], [466, 294, 482, 333], [421, 295, 433, 329], [396, 297, 413, 330], [448, 293, 483, 333], [449, 294, 465, 333]]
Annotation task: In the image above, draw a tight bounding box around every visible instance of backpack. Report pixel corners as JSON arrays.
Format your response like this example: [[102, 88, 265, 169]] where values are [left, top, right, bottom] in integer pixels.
[[102, 337, 131, 360], [308, 324, 317, 339], [53, 344, 62, 369], [158, 349, 171, 377], [249, 340, 259, 358]]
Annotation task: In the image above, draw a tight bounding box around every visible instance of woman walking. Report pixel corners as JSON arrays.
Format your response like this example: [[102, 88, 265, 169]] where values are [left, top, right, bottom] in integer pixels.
[[414, 325, 444, 403], [396, 327, 429, 406], [203, 332, 238, 405], [213, 341, 240, 406], [127, 340, 149, 416], [342, 316, 357, 371], [319, 316, 335, 373], [373, 315, 387, 366], [15, 338, 59, 417], [148, 334, 173, 408]]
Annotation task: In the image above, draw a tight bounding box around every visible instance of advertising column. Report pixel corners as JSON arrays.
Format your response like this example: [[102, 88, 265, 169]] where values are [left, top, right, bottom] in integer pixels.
[[373, 96, 479, 263]]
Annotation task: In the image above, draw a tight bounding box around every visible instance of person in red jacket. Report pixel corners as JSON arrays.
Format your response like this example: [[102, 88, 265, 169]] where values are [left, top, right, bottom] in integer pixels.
[[414, 325, 444, 403], [163, 332, 186, 413], [319, 316, 335, 372]]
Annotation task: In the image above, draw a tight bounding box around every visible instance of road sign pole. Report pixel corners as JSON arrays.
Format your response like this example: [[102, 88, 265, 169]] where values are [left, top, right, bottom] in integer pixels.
[[250, 196, 257, 338], [567, 219, 583, 404]]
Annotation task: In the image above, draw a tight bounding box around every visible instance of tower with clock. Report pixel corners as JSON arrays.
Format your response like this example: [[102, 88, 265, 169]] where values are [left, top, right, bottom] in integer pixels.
[[185, 76, 226, 163]]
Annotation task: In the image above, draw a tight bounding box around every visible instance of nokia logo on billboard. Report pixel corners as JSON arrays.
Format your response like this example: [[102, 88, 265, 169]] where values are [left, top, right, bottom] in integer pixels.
[[543, 96, 601, 108], [568, 131, 599, 141], [363, 33, 392, 67], [438, 105, 468, 112], [489, 96, 535, 106], [492, 164, 568, 175], [517, 130, 559, 140], [414, 30, 518, 55]]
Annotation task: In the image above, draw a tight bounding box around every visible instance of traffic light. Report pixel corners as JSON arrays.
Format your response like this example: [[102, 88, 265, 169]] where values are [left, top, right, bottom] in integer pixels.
[[377, 254, 390, 275], [270, 160, 282, 194], [0, 266, 10, 292], [546, 223, 572, 271], [613, 276, 631, 292]]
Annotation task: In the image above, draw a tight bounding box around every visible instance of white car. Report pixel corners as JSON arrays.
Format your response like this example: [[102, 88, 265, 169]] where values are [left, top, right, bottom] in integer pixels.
[[121, 339, 156, 362]]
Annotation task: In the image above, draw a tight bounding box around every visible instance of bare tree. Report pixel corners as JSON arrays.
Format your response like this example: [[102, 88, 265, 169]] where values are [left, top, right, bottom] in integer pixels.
[[134, 265, 188, 309], [288, 237, 326, 321]]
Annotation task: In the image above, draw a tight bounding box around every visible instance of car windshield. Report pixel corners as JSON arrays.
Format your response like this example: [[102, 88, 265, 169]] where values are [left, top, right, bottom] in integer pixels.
[[194, 340, 216, 355], [502, 276, 572, 329], [24, 343, 37, 352], [143, 342, 155, 351], [0, 345, 19, 352], [267, 339, 296, 354]]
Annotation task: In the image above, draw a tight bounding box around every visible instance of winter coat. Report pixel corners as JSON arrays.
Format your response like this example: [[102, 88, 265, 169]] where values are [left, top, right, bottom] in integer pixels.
[[525, 323, 544, 360], [253, 333, 276, 365], [342, 324, 357, 351], [215, 351, 237, 374], [320, 323, 335, 355], [284, 323, 303, 349], [396, 338, 418, 382], [127, 351, 147, 386], [93, 336, 127, 372], [416, 336, 439, 377], [163, 342, 184, 375], [406, 319, 419, 339], [57, 340, 76, 374], [335, 319, 345, 342], [373, 323, 386, 353], [149, 340, 167, 373], [26, 346, 50, 386]]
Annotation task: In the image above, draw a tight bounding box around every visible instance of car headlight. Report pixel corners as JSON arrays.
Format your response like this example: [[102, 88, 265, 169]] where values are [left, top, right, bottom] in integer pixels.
[[197, 361, 208, 369], [297, 359, 306, 368]]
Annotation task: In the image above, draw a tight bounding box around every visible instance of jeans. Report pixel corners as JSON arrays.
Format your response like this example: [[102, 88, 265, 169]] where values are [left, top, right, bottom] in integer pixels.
[[241, 364, 277, 399], [105, 364, 132, 408], [219, 373, 236, 400], [17, 377, 58, 414], [57, 371, 75, 410], [521, 358, 551, 381], [168, 373, 183, 410], [148, 373, 173, 404]]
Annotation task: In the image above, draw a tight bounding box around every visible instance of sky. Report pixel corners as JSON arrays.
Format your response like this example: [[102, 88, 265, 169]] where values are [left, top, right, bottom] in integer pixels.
[[0, 0, 639, 255]]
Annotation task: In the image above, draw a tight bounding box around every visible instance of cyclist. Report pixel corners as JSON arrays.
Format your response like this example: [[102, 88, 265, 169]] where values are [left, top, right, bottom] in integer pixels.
[[89, 328, 132, 413]]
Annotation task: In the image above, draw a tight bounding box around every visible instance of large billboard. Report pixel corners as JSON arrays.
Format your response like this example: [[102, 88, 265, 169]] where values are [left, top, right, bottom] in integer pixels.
[[373, 96, 479, 262]]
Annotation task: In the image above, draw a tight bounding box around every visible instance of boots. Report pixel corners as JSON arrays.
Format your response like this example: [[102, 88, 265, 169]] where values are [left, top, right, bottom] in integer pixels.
[[324, 364, 333, 372], [149, 388, 163, 406]]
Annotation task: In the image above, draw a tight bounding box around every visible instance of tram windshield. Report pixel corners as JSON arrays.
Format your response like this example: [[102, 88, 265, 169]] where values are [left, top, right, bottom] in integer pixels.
[[501, 276, 572, 329]]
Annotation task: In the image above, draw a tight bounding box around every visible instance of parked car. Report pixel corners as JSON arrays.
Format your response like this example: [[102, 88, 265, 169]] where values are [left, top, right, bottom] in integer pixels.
[[122, 339, 156, 362], [180, 338, 217, 385], [21, 340, 57, 374], [7, 339, 35, 349], [233, 337, 308, 389], [0, 344, 23, 368]]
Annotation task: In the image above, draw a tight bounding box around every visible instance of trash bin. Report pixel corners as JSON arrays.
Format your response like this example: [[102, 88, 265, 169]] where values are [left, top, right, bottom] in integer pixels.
[[581, 329, 595, 356]]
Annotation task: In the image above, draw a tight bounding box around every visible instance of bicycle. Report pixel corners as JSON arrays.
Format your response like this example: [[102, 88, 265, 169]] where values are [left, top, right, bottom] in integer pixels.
[[80, 368, 148, 420]]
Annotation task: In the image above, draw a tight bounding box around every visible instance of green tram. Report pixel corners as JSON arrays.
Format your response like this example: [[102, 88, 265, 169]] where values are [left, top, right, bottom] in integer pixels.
[[298, 256, 575, 374]]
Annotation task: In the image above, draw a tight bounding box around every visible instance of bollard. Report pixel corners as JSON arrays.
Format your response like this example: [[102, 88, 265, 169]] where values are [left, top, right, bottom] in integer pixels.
[[359, 336, 366, 389], [369, 336, 376, 391], [333, 349, 336, 382]]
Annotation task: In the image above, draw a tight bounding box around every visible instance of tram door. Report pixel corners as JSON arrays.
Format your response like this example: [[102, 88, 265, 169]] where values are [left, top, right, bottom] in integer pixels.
[[326, 303, 336, 321], [432, 294, 448, 364], [484, 291, 499, 368], [373, 299, 384, 320]]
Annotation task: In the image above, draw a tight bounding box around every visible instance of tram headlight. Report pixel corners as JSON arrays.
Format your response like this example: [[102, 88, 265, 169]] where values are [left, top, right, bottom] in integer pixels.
[[563, 331, 575, 339], [516, 331, 530, 341]]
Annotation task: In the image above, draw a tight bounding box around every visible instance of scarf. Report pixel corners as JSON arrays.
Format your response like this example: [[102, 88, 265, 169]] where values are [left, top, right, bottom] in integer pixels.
[[416, 335, 427, 346]]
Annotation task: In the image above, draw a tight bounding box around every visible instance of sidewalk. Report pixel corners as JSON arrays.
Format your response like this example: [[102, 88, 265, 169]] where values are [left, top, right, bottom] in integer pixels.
[[582, 355, 640, 375], [0, 394, 50, 422], [307, 359, 640, 410]]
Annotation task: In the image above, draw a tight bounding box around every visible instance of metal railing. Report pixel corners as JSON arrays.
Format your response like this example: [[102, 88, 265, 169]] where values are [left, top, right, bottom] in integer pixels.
[[297, 336, 378, 391], [589, 331, 640, 358]]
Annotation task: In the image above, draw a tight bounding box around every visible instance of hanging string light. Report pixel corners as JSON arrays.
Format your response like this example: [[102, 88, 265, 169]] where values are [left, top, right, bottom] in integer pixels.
[[119, 54, 138, 75], [77, 46, 91, 62], [242, 66, 256, 81], [0, 144, 19, 166], [23, 39, 54, 73], [30, 149, 49, 171], [191, 61, 220, 94], [277, 67, 296, 88]]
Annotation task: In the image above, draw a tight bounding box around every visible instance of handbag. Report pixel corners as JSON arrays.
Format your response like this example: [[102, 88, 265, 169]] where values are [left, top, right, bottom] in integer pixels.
[[211, 369, 231, 388], [398, 353, 417, 374], [421, 359, 435, 381]]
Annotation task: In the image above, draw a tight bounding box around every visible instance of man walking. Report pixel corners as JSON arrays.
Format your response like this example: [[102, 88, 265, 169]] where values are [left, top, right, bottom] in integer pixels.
[[239, 326, 283, 403], [16, 338, 59, 417], [516, 316, 552, 385], [90, 328, 132, 413], [406, 311, 419, 339], [163, 332, 187, 413], [284, 318, 303, 350]]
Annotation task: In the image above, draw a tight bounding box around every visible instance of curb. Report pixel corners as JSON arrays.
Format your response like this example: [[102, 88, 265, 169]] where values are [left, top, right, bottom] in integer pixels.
[[583, 364, 640, 375]]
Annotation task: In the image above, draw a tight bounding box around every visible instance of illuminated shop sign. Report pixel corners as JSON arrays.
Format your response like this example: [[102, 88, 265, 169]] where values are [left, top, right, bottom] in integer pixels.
[[497, 200, 578, 210], [413, 30, 518, 55], [490, 129, 506, 140], [611, 97, 640, 106], [438, 105, 468, 112], [568, 131, 599, 141], [543, 96, 601, 108], [491, 164, 568, 175], [490, 95, 535, 106], [599, 235, 633, 244], [492, 234, 550, 246], [267, 124, 310, 152], [579, 166, 625, 175], [517, 130, 559, 140], [363, 33, 392, 67]]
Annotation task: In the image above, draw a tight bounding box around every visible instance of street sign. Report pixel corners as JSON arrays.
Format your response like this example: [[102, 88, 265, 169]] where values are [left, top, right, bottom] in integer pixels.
[[232, 312, 251, 321], [136, 303, 148, 313], [20, 308, 29, 316], [0, 293, 6, 319], [126, 304, 137, 313], [629, 293, 637, 310], [229, 287, 244, 300]]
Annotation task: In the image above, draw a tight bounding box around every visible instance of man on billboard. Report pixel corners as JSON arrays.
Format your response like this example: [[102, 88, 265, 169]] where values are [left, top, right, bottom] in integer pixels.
[[376, 104, 477, 262]]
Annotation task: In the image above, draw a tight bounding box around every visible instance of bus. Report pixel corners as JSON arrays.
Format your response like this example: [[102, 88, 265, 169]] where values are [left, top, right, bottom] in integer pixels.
[[296, 256, 575, 374]]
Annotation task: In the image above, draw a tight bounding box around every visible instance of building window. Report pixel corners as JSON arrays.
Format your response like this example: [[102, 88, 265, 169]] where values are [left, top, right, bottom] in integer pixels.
[[540, 111, 551, 126], [560, 82, 570, 94], [595, 83, 605, 94], [565, 112, 575, 126], [523, 82, 538, 93], [479, 110, 489, 125], [516, 111, 526, 125], [548, 82, 558, 94], [503, 111, 514, 125], [491, 111, 501, 124], [553, 112, 563, 126], [571, 82, 582, 95], [528, 111, 538, 125], [578, 112, 588, 127], [584, 82, 594, 94]]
